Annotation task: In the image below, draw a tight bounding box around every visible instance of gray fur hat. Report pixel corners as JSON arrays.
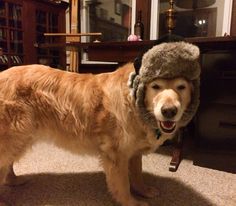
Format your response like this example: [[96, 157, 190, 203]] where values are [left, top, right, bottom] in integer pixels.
[[128, 41, 201, 128]]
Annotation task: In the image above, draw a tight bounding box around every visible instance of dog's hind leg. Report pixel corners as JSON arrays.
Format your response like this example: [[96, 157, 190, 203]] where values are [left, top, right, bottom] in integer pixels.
[[0, 166, 12, 206], [0, 166, 10, 185], [0, 101, 34, 187], [101, 155, 149, 206]]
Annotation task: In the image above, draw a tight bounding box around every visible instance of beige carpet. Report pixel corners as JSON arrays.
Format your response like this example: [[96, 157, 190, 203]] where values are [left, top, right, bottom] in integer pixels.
[[0, 142, 235, 206]]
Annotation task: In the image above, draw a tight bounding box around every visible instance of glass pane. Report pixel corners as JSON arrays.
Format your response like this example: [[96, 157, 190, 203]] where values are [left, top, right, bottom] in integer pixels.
[[0, 1, 6, 17], [0, 28, 7, 40], [0, 17, 6, 27], [49, 13, 59, 28], [36, 10, 47, 25], [10, 42, 23, 54], [0, 41, 7, 52], [8, 3, 22, 29], [8, 3, 22, 20], [48, 14, 59, 43], [36, 10, 47, 43], [81, 0, 133, 42], [9, 30, 23, 41], [159, 0, 226, 38]]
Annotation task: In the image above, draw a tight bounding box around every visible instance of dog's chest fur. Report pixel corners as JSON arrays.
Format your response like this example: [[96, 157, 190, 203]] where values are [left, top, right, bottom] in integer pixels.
[[0, 64, 170, 159]]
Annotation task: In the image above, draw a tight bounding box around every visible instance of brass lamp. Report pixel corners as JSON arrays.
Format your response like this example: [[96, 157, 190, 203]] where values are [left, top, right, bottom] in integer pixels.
[[165, 0, 177, 34]]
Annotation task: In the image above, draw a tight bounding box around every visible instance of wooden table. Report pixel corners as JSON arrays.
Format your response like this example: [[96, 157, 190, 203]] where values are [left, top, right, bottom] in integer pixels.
[[67, 36, 236, 63], [39, 36, 236, 63]]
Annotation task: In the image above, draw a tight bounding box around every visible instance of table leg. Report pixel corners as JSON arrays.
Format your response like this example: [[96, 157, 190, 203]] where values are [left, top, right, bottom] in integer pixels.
[[169, 130, 184, 172]]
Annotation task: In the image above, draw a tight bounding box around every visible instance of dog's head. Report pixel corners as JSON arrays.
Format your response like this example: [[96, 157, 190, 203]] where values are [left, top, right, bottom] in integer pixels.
[[144, 77, 192, 134], [128, 41, 200, 134]]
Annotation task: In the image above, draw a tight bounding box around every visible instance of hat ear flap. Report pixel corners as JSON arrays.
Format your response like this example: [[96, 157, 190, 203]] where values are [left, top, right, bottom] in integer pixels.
[[134, 56, 142, 74]]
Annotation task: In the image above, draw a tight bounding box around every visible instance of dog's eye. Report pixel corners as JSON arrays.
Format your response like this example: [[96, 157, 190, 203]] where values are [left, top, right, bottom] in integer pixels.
[[152, 84, 161, 90], [177, 85, 186, 90]]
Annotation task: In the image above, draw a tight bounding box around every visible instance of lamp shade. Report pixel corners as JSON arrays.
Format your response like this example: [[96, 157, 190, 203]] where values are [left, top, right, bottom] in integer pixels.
[[175, 0, 215, 9]]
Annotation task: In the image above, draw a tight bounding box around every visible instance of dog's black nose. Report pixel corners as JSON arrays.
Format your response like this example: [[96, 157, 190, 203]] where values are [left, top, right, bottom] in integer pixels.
[[161, 106, 177, 119]]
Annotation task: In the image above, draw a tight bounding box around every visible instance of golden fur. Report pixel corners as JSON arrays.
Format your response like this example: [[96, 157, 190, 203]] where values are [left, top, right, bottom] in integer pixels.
[[0, 64, 192, 206]]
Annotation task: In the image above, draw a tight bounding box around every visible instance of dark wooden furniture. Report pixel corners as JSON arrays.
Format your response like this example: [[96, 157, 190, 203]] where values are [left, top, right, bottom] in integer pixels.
[[0, 0, 68, 70], [85, 36, 236, 61], [39, 36, 236, 62], [194, 38, 236, 173]]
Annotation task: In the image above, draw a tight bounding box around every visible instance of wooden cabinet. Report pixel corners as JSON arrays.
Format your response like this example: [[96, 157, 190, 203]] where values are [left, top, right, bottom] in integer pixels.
[[0, 0, 23, 70], [0, 0, 68, 70]]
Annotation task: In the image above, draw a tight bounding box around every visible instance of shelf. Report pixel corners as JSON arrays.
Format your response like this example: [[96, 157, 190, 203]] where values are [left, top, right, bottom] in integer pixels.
[[8, 17, 22, 21], [0, 63, 8, 66], [0, 65, 9, 72], [36, 23, 47, 26], [7, 27, 23, 32], [0, 18, 7, 26], [4, 53, 24, 56], [9, 41, 23, 44], [0, 25, 8, 29], [0, 54, 23, 64], [38, 55, 59, 58]]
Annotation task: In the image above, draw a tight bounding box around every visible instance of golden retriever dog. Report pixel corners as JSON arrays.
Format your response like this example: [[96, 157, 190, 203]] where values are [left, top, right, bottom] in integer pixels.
[[0, 42, 200, 206]]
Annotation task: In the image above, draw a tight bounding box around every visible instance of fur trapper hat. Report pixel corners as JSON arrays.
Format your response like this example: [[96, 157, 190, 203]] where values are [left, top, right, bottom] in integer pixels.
[[128, 41, 201, 128]]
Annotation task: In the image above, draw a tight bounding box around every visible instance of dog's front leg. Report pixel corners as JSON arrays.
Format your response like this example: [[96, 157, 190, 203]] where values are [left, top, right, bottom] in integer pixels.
[[1, 164, 28, 186], [129, 155, 160, 198], [101, 155, 148, 206]]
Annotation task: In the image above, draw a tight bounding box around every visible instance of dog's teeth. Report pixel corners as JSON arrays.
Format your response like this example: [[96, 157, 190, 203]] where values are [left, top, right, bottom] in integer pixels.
[[159, 121, 176, 134], [161, 121, 175, 129]]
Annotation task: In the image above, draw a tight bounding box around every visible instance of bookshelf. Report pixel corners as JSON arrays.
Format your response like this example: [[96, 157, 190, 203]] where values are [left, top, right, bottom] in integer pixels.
[[0, 1, 23, 70], [0, 0, 68, 71]]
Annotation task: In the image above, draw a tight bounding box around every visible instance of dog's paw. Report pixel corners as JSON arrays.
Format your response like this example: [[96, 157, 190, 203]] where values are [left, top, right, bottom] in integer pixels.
[[131, 184, 160, 198], [4, 175, 30, 187]]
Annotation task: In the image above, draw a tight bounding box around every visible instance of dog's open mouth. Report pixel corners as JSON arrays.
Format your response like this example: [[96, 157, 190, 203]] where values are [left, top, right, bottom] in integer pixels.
[[159, 121, 176, 133]]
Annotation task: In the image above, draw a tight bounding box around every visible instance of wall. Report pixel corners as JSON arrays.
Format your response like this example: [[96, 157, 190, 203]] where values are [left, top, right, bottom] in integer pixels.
[[231, 0, 236, 35]]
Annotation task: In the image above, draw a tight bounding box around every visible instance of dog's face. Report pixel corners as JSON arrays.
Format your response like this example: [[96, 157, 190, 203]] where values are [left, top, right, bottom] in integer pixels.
[[145, 77, 192, 135]]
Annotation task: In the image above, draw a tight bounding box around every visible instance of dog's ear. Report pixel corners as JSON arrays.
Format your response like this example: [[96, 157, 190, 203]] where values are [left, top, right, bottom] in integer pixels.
[[189, 81, 194, 98], [133, 55, 142, 74], [133, 34, 185, 75]]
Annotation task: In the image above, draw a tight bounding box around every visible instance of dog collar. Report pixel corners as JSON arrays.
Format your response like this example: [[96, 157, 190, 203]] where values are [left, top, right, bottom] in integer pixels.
[[156, 129, 162, 139]]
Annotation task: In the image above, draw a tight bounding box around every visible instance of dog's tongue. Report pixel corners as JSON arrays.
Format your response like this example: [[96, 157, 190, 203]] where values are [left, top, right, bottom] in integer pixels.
[[162, 121, 174, 128]]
